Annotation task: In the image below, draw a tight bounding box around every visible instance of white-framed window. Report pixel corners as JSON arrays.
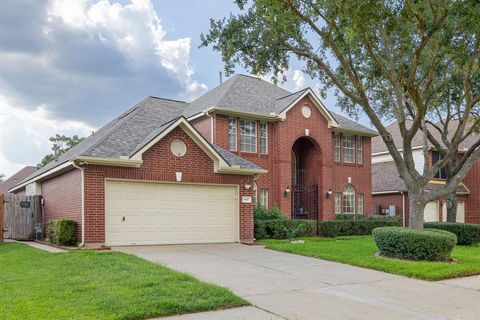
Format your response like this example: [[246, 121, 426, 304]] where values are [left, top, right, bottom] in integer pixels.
[[334, 133, 341, 162], [291, 151, 297, 185], [259, 122, 268, 154], [357, 193, 364, 214], [252, 182, 258, 206], [356, 136, 363, 164], [335, 193, 342, 214], [343, 185, 355, 214], [240, 119, 257, 152], [228, 117, 237, 151], [343, 135, 354, 163], [259, 189, 269, 209]]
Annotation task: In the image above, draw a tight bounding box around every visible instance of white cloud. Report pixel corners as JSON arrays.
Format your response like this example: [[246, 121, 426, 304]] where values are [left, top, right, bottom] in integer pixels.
[[292, 70, 305, 90], [48, 0, 207, 98], [0, 94, 94, 177]]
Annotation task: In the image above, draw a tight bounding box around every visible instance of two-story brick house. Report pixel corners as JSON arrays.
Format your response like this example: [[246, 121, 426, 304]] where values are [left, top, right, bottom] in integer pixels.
[[10, 75, 376, 246], [372, 120, 478, 225]]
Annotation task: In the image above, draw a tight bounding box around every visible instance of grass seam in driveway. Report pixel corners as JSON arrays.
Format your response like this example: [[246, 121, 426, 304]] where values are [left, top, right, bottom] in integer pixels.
[[0, 243, 247, 320], [260, 235, 480, 281]]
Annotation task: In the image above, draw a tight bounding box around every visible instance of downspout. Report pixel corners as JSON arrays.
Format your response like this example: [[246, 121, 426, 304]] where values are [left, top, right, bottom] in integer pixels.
[[401, 191, 406, 227], [72, 161, 86, 247]]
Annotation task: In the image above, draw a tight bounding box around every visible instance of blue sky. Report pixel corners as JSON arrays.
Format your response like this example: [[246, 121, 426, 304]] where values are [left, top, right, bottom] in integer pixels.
[[0, 0, 368, 177]]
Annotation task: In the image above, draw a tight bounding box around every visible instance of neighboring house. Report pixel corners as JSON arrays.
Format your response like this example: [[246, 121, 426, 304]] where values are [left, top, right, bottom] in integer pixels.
[[0, 166, 37, 195], [10, 74, 376, 246], [372, 121, 478, 225]]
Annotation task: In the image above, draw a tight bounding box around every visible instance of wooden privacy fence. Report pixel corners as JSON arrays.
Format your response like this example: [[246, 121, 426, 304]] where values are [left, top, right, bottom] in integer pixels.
[[3, 194, 42, 240]]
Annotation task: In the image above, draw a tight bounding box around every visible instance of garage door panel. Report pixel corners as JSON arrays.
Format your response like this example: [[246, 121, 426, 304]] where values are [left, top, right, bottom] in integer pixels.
[[105, 181, 238, 246]]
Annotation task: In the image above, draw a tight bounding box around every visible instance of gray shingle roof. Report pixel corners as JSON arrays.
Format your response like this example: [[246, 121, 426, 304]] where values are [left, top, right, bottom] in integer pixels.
[[330, 112, 377, 135], [372, 161, 469, 194], [16, 97, 187, 187], [14, 74, 375, 189], [372, 120, 479, 154], [212, 145, 262, 170]]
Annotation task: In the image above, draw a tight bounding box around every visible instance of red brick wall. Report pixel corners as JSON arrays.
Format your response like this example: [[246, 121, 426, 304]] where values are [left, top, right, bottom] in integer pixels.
[[211, 95, 373, 221], [191, 116, 212, 143], [84, 126, 254, 243], [41, 169, 82, 239], [372, 193, 470, 225], [461, 159, 480, 224]]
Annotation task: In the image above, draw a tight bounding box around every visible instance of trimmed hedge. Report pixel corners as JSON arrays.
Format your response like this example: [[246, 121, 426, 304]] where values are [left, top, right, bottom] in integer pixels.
[[254, 205, 286, 221], [320, 219, 401, 237], [424, 222, 480, 245], [47, 219, 77, 246], [373, 227, 457, 261], [254, 219, 317, 239], [335, 214, 402, 222]]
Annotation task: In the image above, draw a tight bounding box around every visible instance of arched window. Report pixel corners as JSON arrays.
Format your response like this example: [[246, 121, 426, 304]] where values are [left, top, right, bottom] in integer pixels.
[[343, 185, 355, 214], [252, 182, 258, 207], [291, 150, 297, 185]]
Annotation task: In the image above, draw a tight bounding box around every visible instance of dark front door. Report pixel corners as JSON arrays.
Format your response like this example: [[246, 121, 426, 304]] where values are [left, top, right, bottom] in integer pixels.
[[292, 169, 318, 220]]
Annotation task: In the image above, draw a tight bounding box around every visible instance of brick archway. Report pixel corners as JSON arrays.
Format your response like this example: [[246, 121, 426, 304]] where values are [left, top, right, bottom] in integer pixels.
[[291, 136, 321, 220]]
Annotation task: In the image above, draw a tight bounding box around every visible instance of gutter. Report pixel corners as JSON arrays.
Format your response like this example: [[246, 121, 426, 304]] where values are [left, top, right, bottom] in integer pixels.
[[72, 160, 86, 248]]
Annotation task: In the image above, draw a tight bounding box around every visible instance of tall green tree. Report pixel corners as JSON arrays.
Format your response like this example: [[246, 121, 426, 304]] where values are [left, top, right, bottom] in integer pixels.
[[38, 134, 85, 168], [201, 0, 480, 228]]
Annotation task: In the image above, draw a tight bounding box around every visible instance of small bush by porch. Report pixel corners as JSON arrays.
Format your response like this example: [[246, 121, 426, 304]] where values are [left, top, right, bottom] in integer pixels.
[[260, 235, 480, 281]]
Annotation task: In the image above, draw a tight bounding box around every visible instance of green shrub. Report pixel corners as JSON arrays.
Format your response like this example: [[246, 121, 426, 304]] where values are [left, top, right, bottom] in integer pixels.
[[254, 219, 317, 239], [320, 219, 401, 237], [424, 222, 480, 245], [47, 219, 77, 246], [254, 205, 286, 221], [335, 214, 401, 222], [47, 219, 59, 243], [372, 227, 457, 261]]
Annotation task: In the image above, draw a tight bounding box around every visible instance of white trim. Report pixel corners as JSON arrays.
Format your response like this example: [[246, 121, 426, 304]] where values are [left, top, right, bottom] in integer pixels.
[[372, 145, 424, 156], [277, 89, 339, 128], [8, 161, 73, 193], [372, 190, 403, 195], [72, 162, 85, 247]]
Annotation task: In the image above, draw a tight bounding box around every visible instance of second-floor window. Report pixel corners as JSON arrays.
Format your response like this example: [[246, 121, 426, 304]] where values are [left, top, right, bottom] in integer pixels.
[[356, 136, 363, 164], [343, 135, 354, 163], [240, 119, 257, 152], [334, 133, 341, 162], [259, 122, 268, 154], [228, 118, 237, 151], [432, 151, 447, 179]]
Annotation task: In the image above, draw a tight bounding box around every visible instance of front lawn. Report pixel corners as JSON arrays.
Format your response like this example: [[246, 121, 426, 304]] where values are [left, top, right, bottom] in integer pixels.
[[0, 243, 246, 320], [261, 235, 480, 281]]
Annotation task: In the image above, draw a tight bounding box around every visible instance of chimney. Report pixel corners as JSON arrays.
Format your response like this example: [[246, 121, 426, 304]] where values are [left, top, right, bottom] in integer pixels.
[[219, 71, 223, 84]]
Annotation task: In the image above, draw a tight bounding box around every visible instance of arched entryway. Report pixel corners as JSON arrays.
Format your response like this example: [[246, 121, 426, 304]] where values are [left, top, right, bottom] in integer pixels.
[[291, 137, 321, 220]]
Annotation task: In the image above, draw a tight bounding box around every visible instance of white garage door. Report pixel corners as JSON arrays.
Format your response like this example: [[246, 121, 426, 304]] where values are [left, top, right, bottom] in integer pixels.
[[105, 180, 239, 246], [424, 201, 439, 222], [442, 201, 465, 223]]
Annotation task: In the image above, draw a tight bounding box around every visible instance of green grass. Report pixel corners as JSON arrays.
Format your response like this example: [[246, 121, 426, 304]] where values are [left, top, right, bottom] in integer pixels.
[[0, 243, 247, 320], [261, 235, 480, 281]]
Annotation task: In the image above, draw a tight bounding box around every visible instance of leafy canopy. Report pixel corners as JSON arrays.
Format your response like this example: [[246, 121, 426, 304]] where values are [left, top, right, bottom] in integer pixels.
[[38, 134, 85, 168], [202, 0, 480, 228]]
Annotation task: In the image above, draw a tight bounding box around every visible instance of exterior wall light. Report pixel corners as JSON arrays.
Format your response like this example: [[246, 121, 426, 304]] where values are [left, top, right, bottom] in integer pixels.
[[284, 186, 291, 197], [326, 189, 333, 198]]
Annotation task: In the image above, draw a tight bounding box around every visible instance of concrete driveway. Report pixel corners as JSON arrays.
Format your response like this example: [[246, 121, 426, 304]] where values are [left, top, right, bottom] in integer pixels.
[[116, 244, 480, 320]]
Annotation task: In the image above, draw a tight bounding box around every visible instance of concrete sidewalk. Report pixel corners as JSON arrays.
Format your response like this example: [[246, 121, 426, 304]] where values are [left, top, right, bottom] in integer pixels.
[[156, 306, 283, 320], [117, 244, 480, 320], [6, 240, 66, 253]]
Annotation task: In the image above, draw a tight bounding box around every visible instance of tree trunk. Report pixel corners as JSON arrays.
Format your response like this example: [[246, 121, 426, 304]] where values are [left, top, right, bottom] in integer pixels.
[[409, 193, 425, 229], [446, 191, 457, 222]]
